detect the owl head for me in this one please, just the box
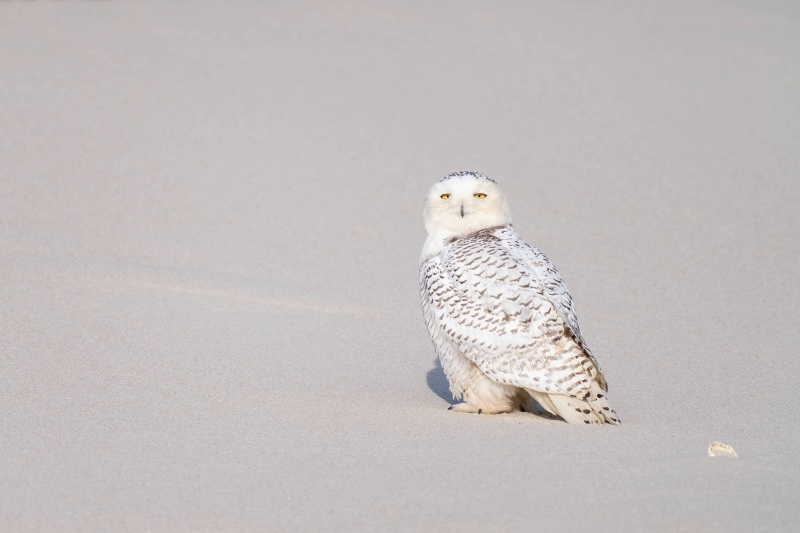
[423,171,512,238]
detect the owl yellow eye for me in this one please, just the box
[440,194,450,199]
[474,193,487,199]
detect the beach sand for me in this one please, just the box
[1,1,799,531]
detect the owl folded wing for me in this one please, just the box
[432,229,607,396]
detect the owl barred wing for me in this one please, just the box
[499,228,606,387]
[432,226,607,398]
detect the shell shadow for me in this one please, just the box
[426,359,457,405]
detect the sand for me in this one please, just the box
[1,1,799,531]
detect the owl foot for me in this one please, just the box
[448,403,507,414]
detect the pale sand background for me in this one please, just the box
[2,1,799,531]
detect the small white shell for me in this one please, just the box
[708,441,738,458]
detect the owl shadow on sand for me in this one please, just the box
[426,359,557,420]
[426,359,457,405]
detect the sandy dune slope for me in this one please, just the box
[1,1,799,531]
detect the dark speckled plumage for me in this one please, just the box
[420,225,619,424]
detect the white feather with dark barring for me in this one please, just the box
[419,171,619,424]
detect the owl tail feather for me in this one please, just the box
[527,386,620,425]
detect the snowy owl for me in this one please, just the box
[419,171,619,424]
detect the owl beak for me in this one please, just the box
[460,204,465,218]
